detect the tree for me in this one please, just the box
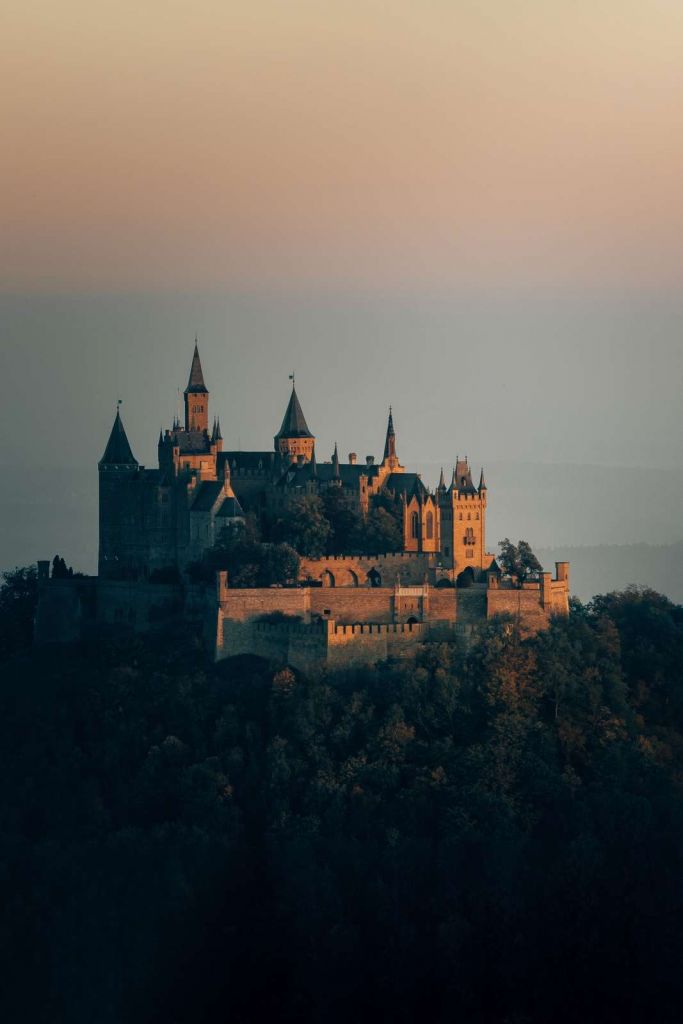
[322,489,363,555]
[205,537,300,588]
[0,565,38,659]
[271,495,331,557]
[362,506,403,554]
[498,538,543,585]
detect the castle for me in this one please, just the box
[36,343,570,669]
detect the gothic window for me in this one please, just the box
[411,511,419,538]
[467,512,471,521]
[459,512,463,521]
[464,527,475,545]
[426,511,434,540]
[476,512,480,520]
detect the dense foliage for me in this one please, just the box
[498,538,544,584]
[1,580,682,1022]
[268,491,404,557]
[193,535,301,588]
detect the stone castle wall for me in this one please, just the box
[36,562,570,669]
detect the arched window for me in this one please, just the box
[426,511,434,540]
[476,512,480,520]
[411,511,419,538]
[467,512,471,521]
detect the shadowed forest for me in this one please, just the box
[1,573,683,1023]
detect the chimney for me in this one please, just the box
[348,452,357,465]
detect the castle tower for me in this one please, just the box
[98,407,139,578]
[274,381,315,462]
[437,458,488,578]
[184,340,209,433]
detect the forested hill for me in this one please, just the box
[1,582,683,1023]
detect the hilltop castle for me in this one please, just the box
[99,342,491,583]
[37,343,570,669]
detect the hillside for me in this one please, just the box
[1,579,682,1023]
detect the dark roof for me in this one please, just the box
[99,410,138,466]
[487,558,501,574]
[453,459,477,495]
[277,459,377,489]
[216,496,244,518]
[174,430,212,455]
[274,385,313,439]
[383,407,396,460]
[220,450,277,474]
[191,481,225,511]
[184,342,208,394]
[384,472,428,499]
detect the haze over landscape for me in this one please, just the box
[2,1,682,599]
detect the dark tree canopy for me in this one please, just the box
[498,537,544,584]
[2,579,682,1023]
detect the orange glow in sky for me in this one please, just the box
[3,0,683,291]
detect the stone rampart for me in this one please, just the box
[300,552,432,587]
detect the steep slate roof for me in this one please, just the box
[184,342,208,394]
[383,407,396,460]
[216,495,244,518]
[274,385,314,439]
[451,459,477,495]
[191,481,225,511]
[173,430,212,455]
[99,410,138,466]
[276,459,379,489]
[384,472,428,499]
[219,451,277,474]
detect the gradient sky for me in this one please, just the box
[3,0,683,291]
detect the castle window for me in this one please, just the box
[459,513,463,521]
[426,511,434,540]
[476,512,479,520]
[411,511,419,539]
[467,512,471,521]
[466,549,474,558]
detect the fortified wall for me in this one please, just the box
[212,563,570,671]
[35,560,570,671]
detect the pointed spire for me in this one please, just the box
[184,340,208,394]
[438,467,446,491]
[383,406,397,461]
[448,467,457,493]
[275,382,313,439]
[215,417,222,441]
[211,417,217,442]
[478,468,487,492]
[99,408,138,467]
[310,443,318,478]
[332,442,340,479]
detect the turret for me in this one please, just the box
[98,407,139,579]
[184,339,209,433]
[274,379,315,462]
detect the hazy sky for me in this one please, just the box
[1,2,682,579]
[3,1,683,291]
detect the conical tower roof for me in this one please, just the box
[332,442,341,479]
[383,406,396,460]
[99,409,138,467]
[184,340,208,394]
[275,384,313,439]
